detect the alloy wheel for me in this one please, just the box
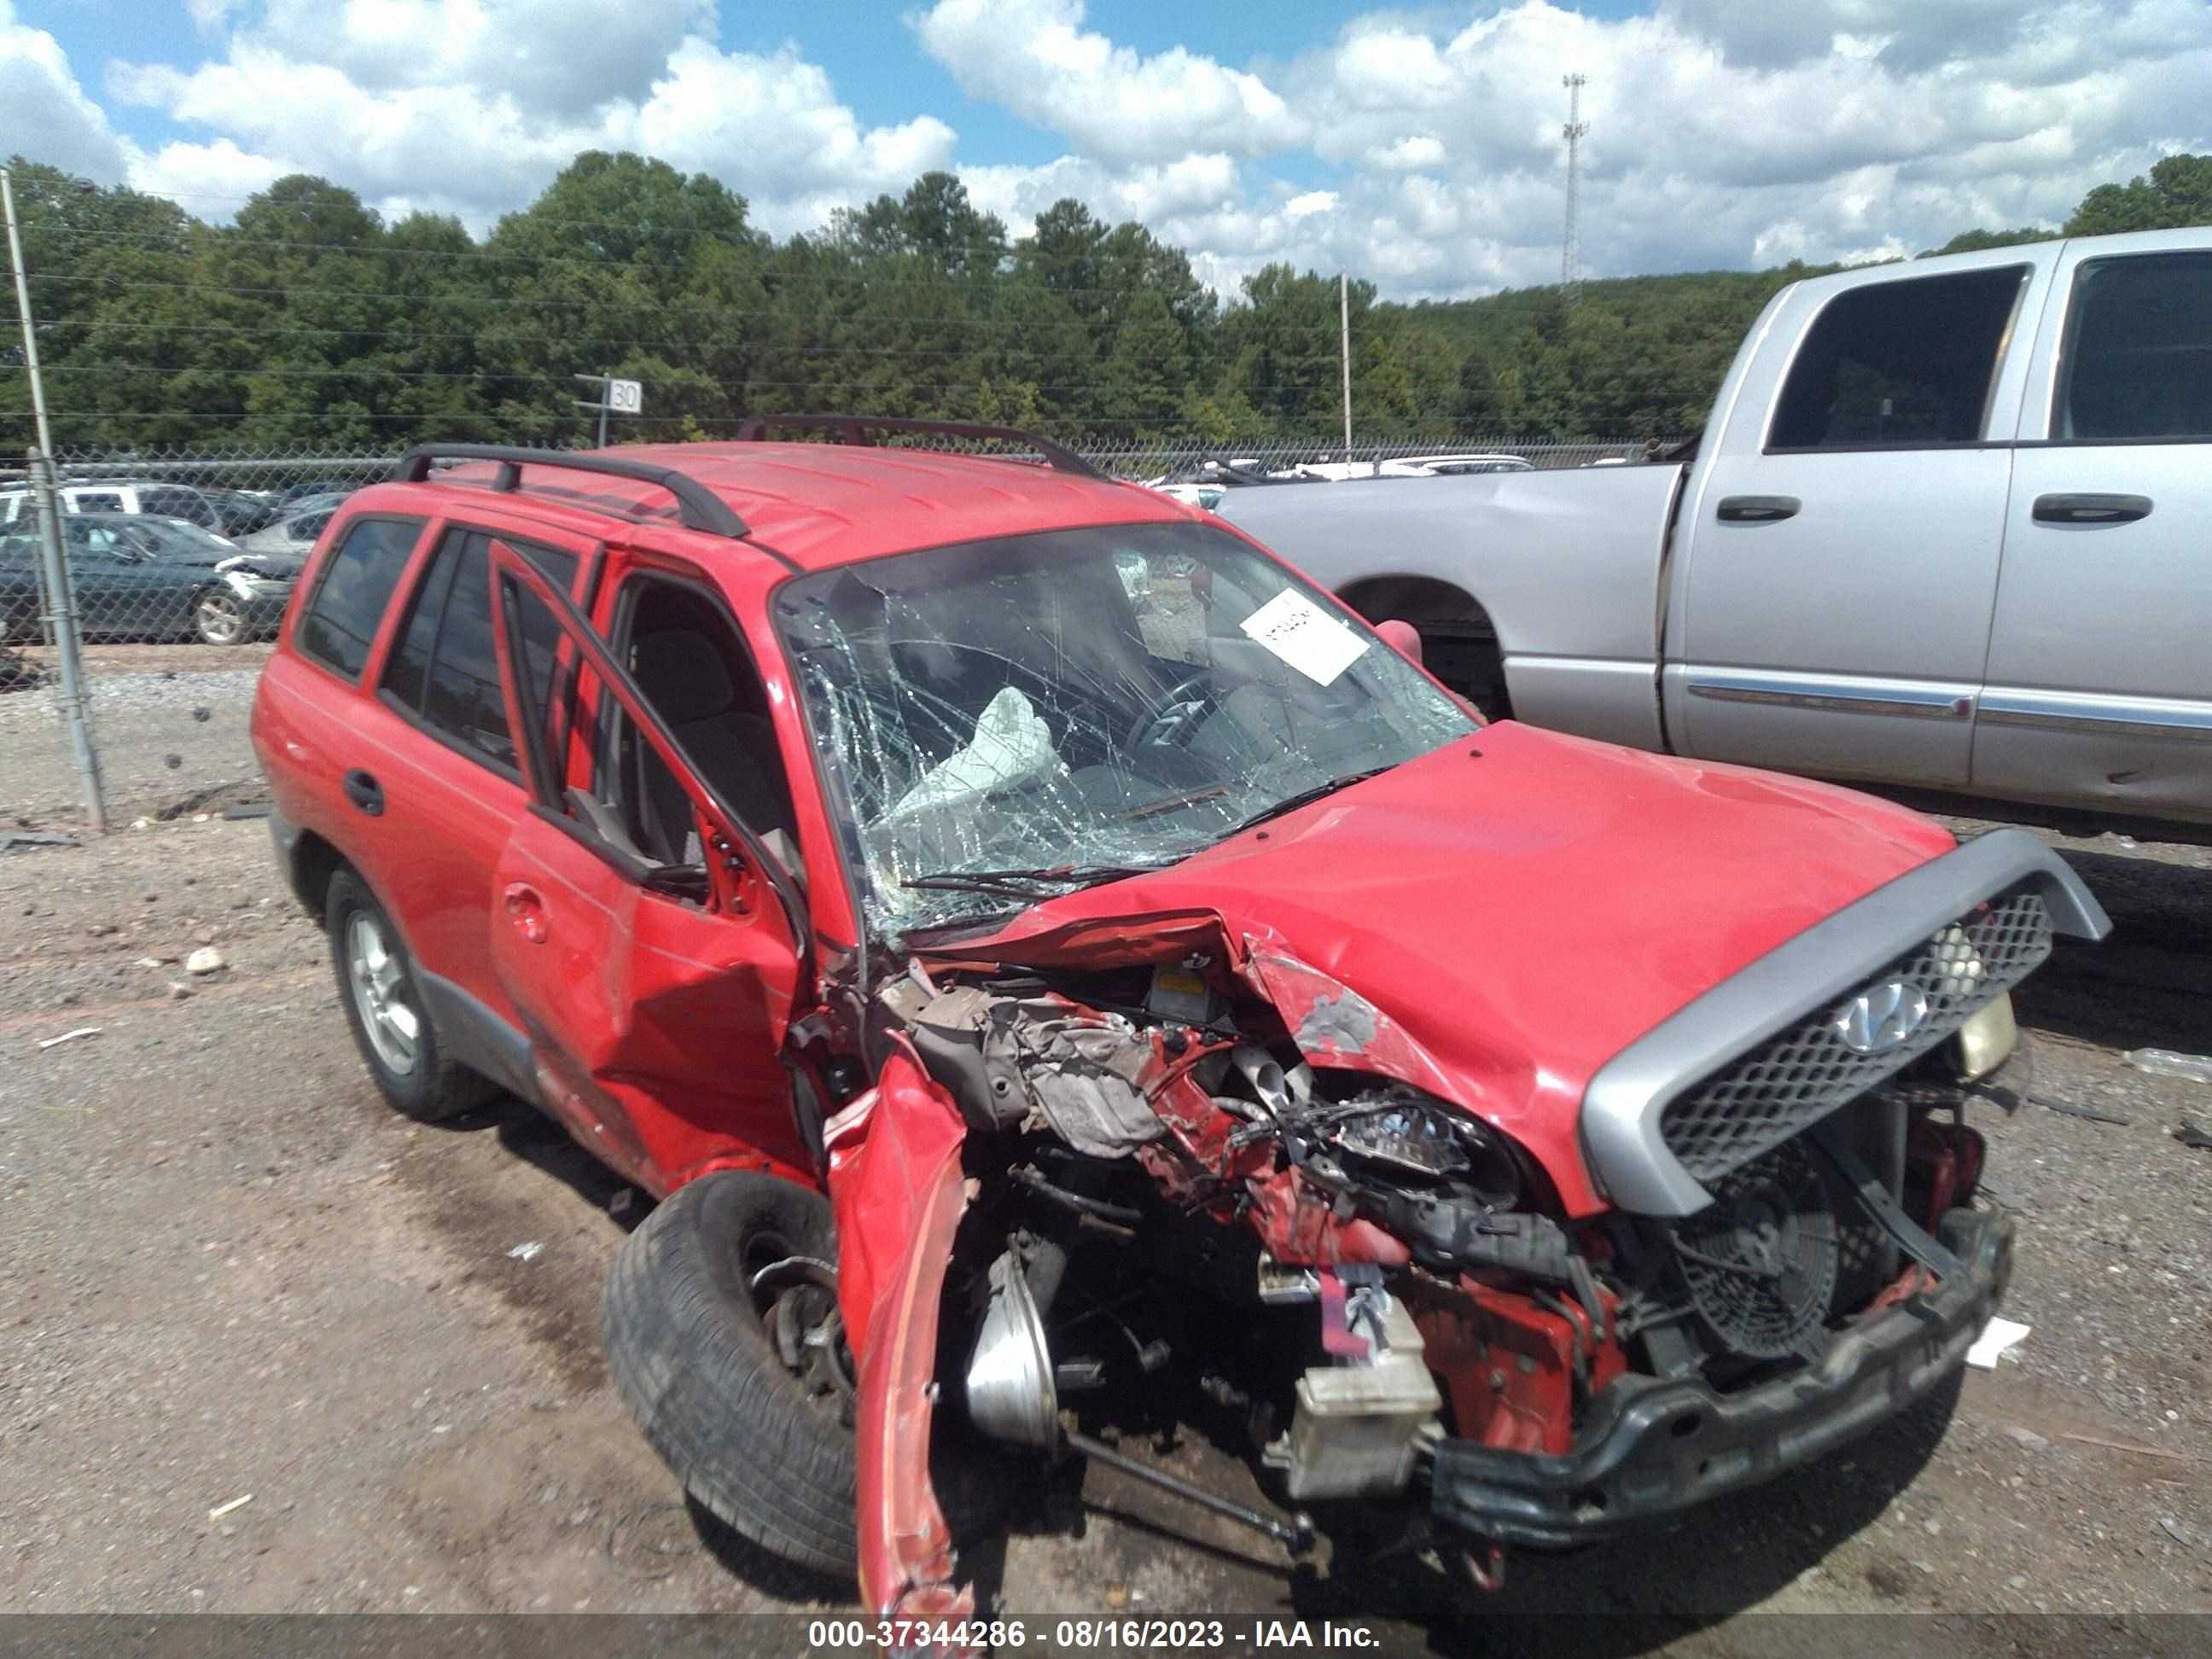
[195,591,246,644]
[346,911,421,1076]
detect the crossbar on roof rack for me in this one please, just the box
[390,444,751,538]
[731,414,1108,482]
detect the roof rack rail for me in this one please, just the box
[731,414,1109,482]
[390,445,750,538]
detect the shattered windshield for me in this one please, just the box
[773,521,1473,940]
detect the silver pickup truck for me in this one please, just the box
[1223,227,2212,837]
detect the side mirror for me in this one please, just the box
[1374,619,1424,666]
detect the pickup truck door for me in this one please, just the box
[1668,257,2053,788]
[1975,238,2212,826]
[480,542,817,1196]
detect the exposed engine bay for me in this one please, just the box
[865,930,2019,1578]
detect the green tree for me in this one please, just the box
[1918,227,2055,257]
[2065,154,2212,236]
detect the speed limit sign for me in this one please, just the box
[606,378,643,415]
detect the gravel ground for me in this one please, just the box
[0,645,269,827]
[0,810,2207,1650]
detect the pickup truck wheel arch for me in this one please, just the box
[1337,575,1509,718]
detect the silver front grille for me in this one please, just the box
[1658,890,2052,1183]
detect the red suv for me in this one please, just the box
[253,423,2103,1619]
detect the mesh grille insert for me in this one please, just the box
[1659,890,2052,1184]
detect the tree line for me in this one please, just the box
[2,148,2207,456]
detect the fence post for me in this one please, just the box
[25,448,107,832]
[4,166,108,832]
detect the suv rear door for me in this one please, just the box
[482,543,816,1195]
[1975,236,2212,825]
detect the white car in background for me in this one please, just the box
[1144,480,1227,510]
[1274,453,1537,481]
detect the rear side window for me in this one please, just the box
[2055,253,2212,440]
[296,517,425,679]
[381,527,576,774]
[69,492,125,514]
[1769,266,2028,449]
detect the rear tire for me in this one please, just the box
[603,1172,860,1579]
[324,869,493,1123]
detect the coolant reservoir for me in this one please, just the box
[1275,1292,1442,1499]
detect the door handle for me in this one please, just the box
[2032,492,2152,525]
[1716,494,1801,523]
[504,882,549,945]
[341,768,384,817]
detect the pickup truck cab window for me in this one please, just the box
[2054,252,2212,440]
[1768,265,2029,450]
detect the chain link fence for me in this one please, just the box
[0,434,1672,830]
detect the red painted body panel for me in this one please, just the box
[486,812,809,1196]
[825,1048,974,1620]
[377,445,1190,570]
[483,542,812,1197]
[935,723,1955,1214]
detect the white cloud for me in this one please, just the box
[960,152,1240,228]
[1373,135,1447,170]
[5,0,2211,307]
[0,0,131,182]
[912,0,1304,163]
[238,0,716,119]
[103,4,955,235]
[1241,0,2212,295]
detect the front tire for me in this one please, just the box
[603,1172,860,1580]
[193,587,247,645]
[324,869,492,1122]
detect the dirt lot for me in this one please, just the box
[1,808,2209,1649]
[0,643,270,827]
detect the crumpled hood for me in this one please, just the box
[215,551,304,580]
[946,722,1955,1214]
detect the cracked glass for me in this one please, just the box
[772,521,1474,940]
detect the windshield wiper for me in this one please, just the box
[901,863,1164,899]
[1217,766,1394,840]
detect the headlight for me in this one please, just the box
[224,571,287,598]
[1954,992,2018,1081]
[1313,1081,1522,1208]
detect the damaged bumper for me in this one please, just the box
[1431,1205,2013,1549]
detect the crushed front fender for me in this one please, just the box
[824,1044,976,1620]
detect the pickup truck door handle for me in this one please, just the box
[1716,494,1801,523]
[341,769,385,817]
[2031,492,2153,525]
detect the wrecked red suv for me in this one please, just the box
[252,422,2105,1615]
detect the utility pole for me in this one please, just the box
[1339,272,1353,461]
[3,166,105,833]
[1561,73,1589,305]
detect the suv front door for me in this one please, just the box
[1975,239,2212,827]
[483,544,816,1195]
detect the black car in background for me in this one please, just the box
[0,515,302,646]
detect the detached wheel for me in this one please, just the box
[193,587,247,645]
[604,1171,859,1579]
[325,869,493,1122]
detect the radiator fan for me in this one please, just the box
[1668,1138,1839,1361]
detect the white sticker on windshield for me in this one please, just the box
[1238,588,1371,686]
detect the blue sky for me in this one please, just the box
[3,0,2206,298]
